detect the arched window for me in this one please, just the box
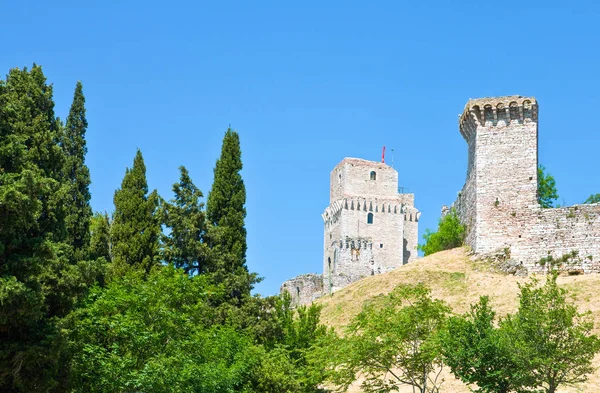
[370,171,376,180]
[367,212,374,224]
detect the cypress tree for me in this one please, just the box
[205,128,257,299]
[0,65,71,391]
[111,149,161,275]
[162,166,208,274]
[61,81,92,259]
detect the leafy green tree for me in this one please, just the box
[111,150,161,276]
[162,166,208,274]
[314,284,450,393]
[419,208,465,256]
[442,296,524,393]
[503,273,600,393]
[64,266,261,393]
[584,193,600,204]
[61,81,92,259]
[89,212,111,262]
[538,164,559,208]
[205,128,258,300]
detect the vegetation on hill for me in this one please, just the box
[316,249,600,393]
[419,208,465,256]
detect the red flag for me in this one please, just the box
[382,146,386,163]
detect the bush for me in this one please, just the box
[419,209,465,256]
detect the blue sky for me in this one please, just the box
[2,1,599,296]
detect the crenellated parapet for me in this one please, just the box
[322,197,406,226]
[459,96,538,142]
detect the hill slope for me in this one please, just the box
[316,247,600,393]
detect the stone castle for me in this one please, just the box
[451,95,600,273]
[281,95,600,306]
[281,158,420,306]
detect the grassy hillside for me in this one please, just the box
[316,247,600,393]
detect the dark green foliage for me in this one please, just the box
[111,150,161,276]
[314,284,450,393]
[419,208,465,256]
[205,128,258,299]
[61,81,92,259]
[538,164,559,208]
[442,297,524,393]
[162,166,208,274]
[584,193,600,204]
[89,212,111,262]
[0,65,102,392]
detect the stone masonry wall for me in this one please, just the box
[323,196,405,293]
[513,204,600,272]
[282,157,420,307]
[398,193,420,264]
[452,95,600,273]
[280,274,323,307]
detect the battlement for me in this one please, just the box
[451,95,600,274]
[460,96,538,141]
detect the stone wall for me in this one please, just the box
[280,274,323,307]
[282,157,420,307]
[401,200,420,264]
[330,158,399,201]
[323,198,405,292]
[513,204,600,272]
[452,95,600,273]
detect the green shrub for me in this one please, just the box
[419,209,465,256]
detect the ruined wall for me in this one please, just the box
[452,95,600,272]
[280,274,323,307]
[400,195,420,264]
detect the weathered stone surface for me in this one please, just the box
[280,274,323,306]
[282,157,420,307]
[451,96,600,273]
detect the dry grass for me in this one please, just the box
[315,247,600,393]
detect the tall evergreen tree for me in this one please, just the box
[162,166,208,274]
[61,81,92,259]
[0,65,71,391]
[111,149,161,275]
[205,128,257,299]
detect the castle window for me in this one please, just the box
[380,243,384,248]
[296,287,300,297]
[367,212,374,224]
[370,171,376,180]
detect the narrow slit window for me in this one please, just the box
[370,171,376,180]
[367,212,374,224]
